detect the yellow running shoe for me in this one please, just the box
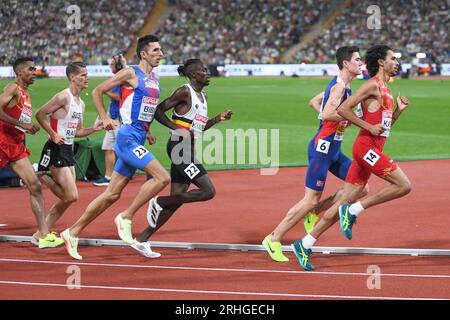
[114,213,134,244]
[38,232,64,249]
[304,212,318,234]
[262,235,289,262]
[60,228,82,260]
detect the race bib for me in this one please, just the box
[132,145,149,159]
[138,96,157,122]
[191,114,208,133]
[184,163,200,179]
[380,110,392,137]
[363,149,380,167]
[64,121,79,144]
[316,138,330,154]
[15,102,32,133]
[40,154,50,168]
[334,120,348,141]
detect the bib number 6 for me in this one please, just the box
[316,139,330,154]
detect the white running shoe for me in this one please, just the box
[147,197,163,228]
[131,239,161,258]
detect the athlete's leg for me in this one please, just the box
[157,174,215,208]
[136,182,189,242]
[120,159,170,220]
[104,150,116,178]
[359,167,411,209]
[269,187,323,242]
[310,182,365,239]
[43,166,78,229]
[69,171,130,237]
[10,157,49,238]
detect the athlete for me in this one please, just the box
[0,57,60,248]
[263,46,368,262]
[292,45,411,271]
[131,59,232,257]
[93,54,127,186]
[60,35,170,260]
[33,62,102,245]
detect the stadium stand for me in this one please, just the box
[0,0,155,65]
[291,0,449,64]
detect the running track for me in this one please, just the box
[0,159,449,300]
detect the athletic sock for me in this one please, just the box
[349,201,364,217]
[302,234,317,249]
[105,175,111,180]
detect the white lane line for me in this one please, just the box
[1,258,450,279]
[0,224,7,227]
[0,280,445,300]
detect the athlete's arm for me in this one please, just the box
[337,80,384,136]
[322,83,346,121]
[309,91,324,113]
[392,92,409,125]
[92,67,134,130]
[204,110,233,130]
[35,91,69,144]
[104,90,120,102]
[75,103,103,137]
[154,86,190,132]
[0,83,34,130]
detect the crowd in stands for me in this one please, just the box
[0,0,448,67]
[0,0,153,66]
[292,0,449,64]
[156,0,330,65]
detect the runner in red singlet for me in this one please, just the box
[0,57,61,248]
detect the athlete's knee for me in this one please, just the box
[201,186,216,201]
[63,192,79,204]
[27,179,43,196]
[104,190,121,204]
[398,178,412,196]
[155,171,171,188]
[359,184,370,198]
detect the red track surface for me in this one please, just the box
[1,159,450,300]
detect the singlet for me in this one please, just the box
[50,88,84,145]
[0,83,32,143]
[313,76,352,149]
[171,83,208,139]
[119,66,160,133]
[355,76,395,150]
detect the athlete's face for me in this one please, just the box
[71,67,89,89]
[17,61,37,85]
[380,50,400,77]
[141,42,164,68]
[192,64,210,86]
[345,52,363,75]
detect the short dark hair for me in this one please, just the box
[336,46,360,70]
[13,57,34,73]
[66,61,87,79]
[136,35,159,59]
[177,59,202,78]
[365,45,393,77]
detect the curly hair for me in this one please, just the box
[365,45,393,77]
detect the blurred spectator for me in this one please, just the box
[0,0,154,65]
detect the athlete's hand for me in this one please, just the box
[147,134,156,145]
[368,123,385,136]
[218,110,233,121]
[21,123,40,135]
[51,133,66,145]
[93,117,103,131]
[102,117,117,131]
[396,93,409,111]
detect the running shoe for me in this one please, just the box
[339,203,356,240]
[115,213,134,244]
[60,229,82,260]
[131,239,161,258]
[38,232,64,249]
[93,176,110,186]
[147,197,162,228]
[262,235,289,262]
[291,240,315,271]
[304,212,318,234]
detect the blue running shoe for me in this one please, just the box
[93,176,110,186]
[339,204,357,240]
[291,240,314,271]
